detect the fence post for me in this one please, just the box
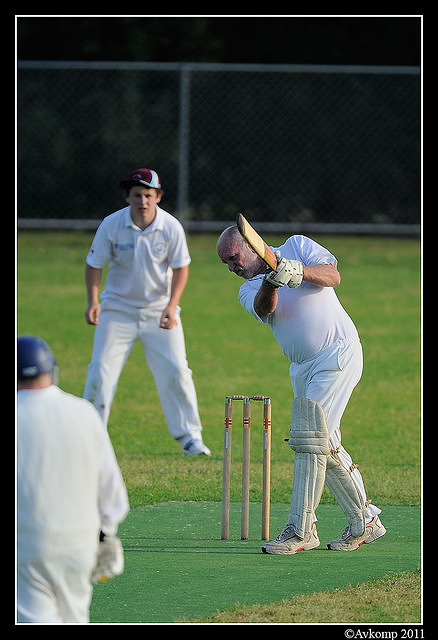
[177,64,191,228]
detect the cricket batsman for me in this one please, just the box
[217,222,386,553]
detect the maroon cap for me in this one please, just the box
[119,168,161,190]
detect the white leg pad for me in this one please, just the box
[289,452,327,538]
[288,397,331,455]
[288,398,330,538]
[325,449,366,536]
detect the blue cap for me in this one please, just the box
[17,336,56,378]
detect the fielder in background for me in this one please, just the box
[83,168,210,456]
[217,226,386,553]
[17,336,129,623]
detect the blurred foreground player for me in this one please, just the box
[17,336,129,623]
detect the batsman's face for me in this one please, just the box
[218,241,263,279]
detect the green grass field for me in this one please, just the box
[16,232,421,624]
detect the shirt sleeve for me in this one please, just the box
[86,218,112,269]
[282,235,338,269]
[238,276,268,324]
[97,429,130,536]
[167,219,191,270]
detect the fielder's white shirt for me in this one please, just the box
[238,235,359,364]
[86,205,191,310]
[17,385,129,563]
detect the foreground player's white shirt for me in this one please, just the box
[86,205,191,310]
[238,235,359,364]
[17,385,129,564]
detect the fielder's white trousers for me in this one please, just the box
[17,553,95,623]
[289,338,380,521]
[83,305,203,446]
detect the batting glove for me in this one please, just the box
[265,257,303,288]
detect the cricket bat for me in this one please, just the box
[236,213,278,271]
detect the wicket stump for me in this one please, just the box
[221,395,272,541]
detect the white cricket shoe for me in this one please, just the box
[327,515,386,551]
[262,522,320,555]
[182,438,211,456]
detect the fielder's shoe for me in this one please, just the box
[327,515,386,551]
[182,439,211,456]
[262,522,320,555]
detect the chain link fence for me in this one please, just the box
[17,61,421,234]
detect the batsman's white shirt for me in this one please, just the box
[86,205,191,310]
[238,235,359,364]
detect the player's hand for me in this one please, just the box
[85,302,100,325]
[91,534,124,583]
[264,257,303,288]
[159,307,178,329]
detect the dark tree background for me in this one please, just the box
[16,15,422,227]
[17,16,421,66]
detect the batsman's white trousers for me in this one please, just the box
[289,338,380,521]
[83,305,203,444]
